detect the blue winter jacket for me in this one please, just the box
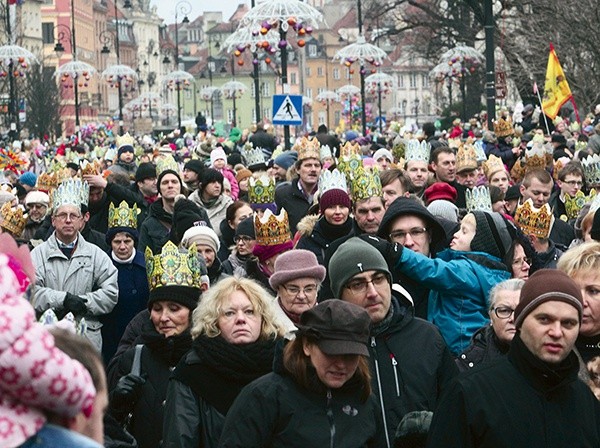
[395,248,510,355]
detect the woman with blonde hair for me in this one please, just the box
[162,276,284,448]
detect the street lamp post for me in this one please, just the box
[173,1,191,130]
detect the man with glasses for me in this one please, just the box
[549,162,585,220]
[428,270,600,447]
[329,237,457,448]
[376,197,449,318]
[31,180,118,352]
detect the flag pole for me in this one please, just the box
[534,81,551,135]
[570,97,581,124]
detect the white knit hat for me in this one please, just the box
[210,148,228,167]
[181,225,220,252]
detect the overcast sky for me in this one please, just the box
[150,0,249,24]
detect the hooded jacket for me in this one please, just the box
[138,199,172,255]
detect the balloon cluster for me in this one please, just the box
[366,81,392,96]
[0,57,30,78]
[60,71,92,89]
[234,17,313,67]
[222,88,244,100]
[106,74,135,89]
[166,78,191,91]
[343,56,381,76]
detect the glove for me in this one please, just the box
[63,293,88,315]
[358,234,403,267]
[110,373,146,413]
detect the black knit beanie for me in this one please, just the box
[200,168,224,193]
[157,169,182,191]
[135,162,157,182]
[470,211,515,259]
[172,197,211,244]
[147,285,201,311]
[235,216,255,239]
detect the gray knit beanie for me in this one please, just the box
[469,211,514,259]
[427,200,459,223]
[328,237,391,298]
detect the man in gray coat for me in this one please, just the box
[31,180,118,351]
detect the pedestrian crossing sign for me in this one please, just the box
[272,94,303,125]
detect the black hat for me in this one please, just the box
[66,162,80,173]
[228,151,243,167]
[184,159,205,176]
[297,300,370,356]
[551,134,567,145]
[135,162,157,182]
[504,184,521,202]
[235,216,255,239]
[200,168,224,192]
[172,197,211,244]
[470,211,515,259]
[118,145,134,157]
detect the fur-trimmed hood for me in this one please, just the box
[295,213,319,238]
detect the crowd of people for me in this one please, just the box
[2,104,600,447]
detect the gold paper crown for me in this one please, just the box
[145,241,203,291]
[514,199,554,238]
[116,132,135,149]
[242,143,267,167]
[447,138,462,149]
[337,153,362,183]
[0,202,27,236]
[155,154,179,178]
[318,169,348,195]
[52,179,89,210]
[552,158,568,182]
[465,186,493,212]
[565,189,596,221]
[293,136,321,161]
[524,142,548,173]
[582,154,600,187]
[36,169,72,192]
[510,159,525,183]
[248,175,276,205]
[339,140,361,158]
[80,159,103,176]
[493,117,514,138]
[456,143,478,173]
[483,154,505,179]
[350,165,382,202]
[108,201,140,229]
[405,139,430,164]
[254,208,291,246]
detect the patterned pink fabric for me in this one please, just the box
[0,236,96,448]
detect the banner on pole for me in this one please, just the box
[541,43,572,120]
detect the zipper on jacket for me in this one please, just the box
[326,389,336,448]
[372,337,391,448]
[390,354,400,397]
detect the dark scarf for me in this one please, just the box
[174,334,278,415]
[508,332,579,393]
[318,216,353,242]
[139,319,192,367]
[576,333,600,364]
[277,297,301,324]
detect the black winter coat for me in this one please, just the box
[370,294,458,448]
[107,321,192,448]
[274,179,312,235]
[427,334,600,448]
[296,216,352,266]
[138,200,172,254]
[455,325,509,372]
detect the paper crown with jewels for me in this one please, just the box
[80,159,103,176]
[155,154,179,178]
[52,179,89,210]
[350,165,382,202]
[319,169,348,195]
[405,139,430,164]
[582,154,600,187]
[447,138,461,149]
[320,144,333,162]
[493,117,514,138]
[337,153,362,182]
[514,199,555,238]
[293,136,321,161]
[116,132,135,149]
[523,142,548,173]
[565,189,596,221]
[108,200,140,229]
[248,175,276,205]
[145,241,204,291]
[339,140,361,158]
[466,186,493,212]
[0,202,27,236]
[242,142,267,167]
[473,140,487,163]
[510,158,525,183]
[254,208,291,246]
[552,157,569,182]
[483,154,506,179]
[456,143,478,173]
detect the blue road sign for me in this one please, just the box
[272,94,303,125]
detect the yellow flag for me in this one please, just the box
[541,44,572,120]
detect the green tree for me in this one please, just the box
[23,64,61,139]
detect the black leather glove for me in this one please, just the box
[110,374,146,412]
[63,293,88,315]
[358,234,403,267]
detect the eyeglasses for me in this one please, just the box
[389,227,428,242]
[562,180,583,187]
[234,235,254,244]
[345,273,389,294]
[492,306,515,319]
[54,212,82,221]
[281,284,319,296]
[512,257,531,266]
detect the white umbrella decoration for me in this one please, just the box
[163,70,194,91]
[101,64,138,89]
[240,0,324,31]
[365,72,395,95]
[0,44,38,77]
[200,86,220,101]
[336,84,361,97]
[333,36,387,68]
[55,60,96,87]
[224,25,280,54]
[316,90,340,102]
[302,95,313,107]
[221,80,247,99]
